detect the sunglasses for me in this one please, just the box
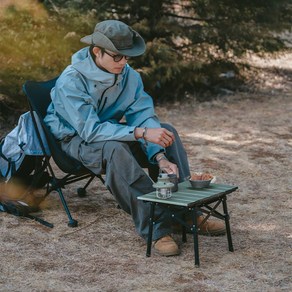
[103,50,131,62]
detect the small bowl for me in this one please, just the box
[189,179,212,189]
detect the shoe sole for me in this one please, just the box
[153,248,181,257]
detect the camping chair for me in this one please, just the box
[22,77,160,228]
[23,77,103,227]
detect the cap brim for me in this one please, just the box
[80,31,146,57]
[80,35,93,44]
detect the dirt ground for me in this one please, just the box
[0,53,291,292]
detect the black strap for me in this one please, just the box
[0,201,53,228]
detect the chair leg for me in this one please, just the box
[77,175,95,197]
[56,188,78,227]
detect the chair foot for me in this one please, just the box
[68,219,78,227]
[77,187,87,197]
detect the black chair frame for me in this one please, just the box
[23,77,104,227]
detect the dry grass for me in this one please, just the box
[0,54,292,291]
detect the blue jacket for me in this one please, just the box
[1,112,50,180]
[44,47,164,161]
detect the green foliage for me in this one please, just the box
[0,0,291,108]
[0,4,97,108]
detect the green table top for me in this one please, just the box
[137,181,238,207]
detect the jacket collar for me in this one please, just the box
[71,47,125,86]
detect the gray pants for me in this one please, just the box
[61,123,190,241]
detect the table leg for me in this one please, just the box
[222,196,234,252]
[182,211,187,243]
[191,208,200,267]
[146,202,155,257]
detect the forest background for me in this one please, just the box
[0,1,291,292]
[0,0,291,116]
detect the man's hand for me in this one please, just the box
[135,127,175,148]
[155,153,179,177]
[158,158,179,177]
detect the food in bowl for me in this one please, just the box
[189,172,214,188]
[190,173,213,181]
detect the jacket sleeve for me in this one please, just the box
[125,75,165,162]
[49,73,136,143]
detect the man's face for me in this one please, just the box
[93,47,129,74]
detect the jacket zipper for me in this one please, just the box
[99,74,118,113]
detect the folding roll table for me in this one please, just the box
[138,181,238,267]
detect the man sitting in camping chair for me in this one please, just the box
[44,20,225,256]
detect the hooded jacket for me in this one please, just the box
[44,47,164,161]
